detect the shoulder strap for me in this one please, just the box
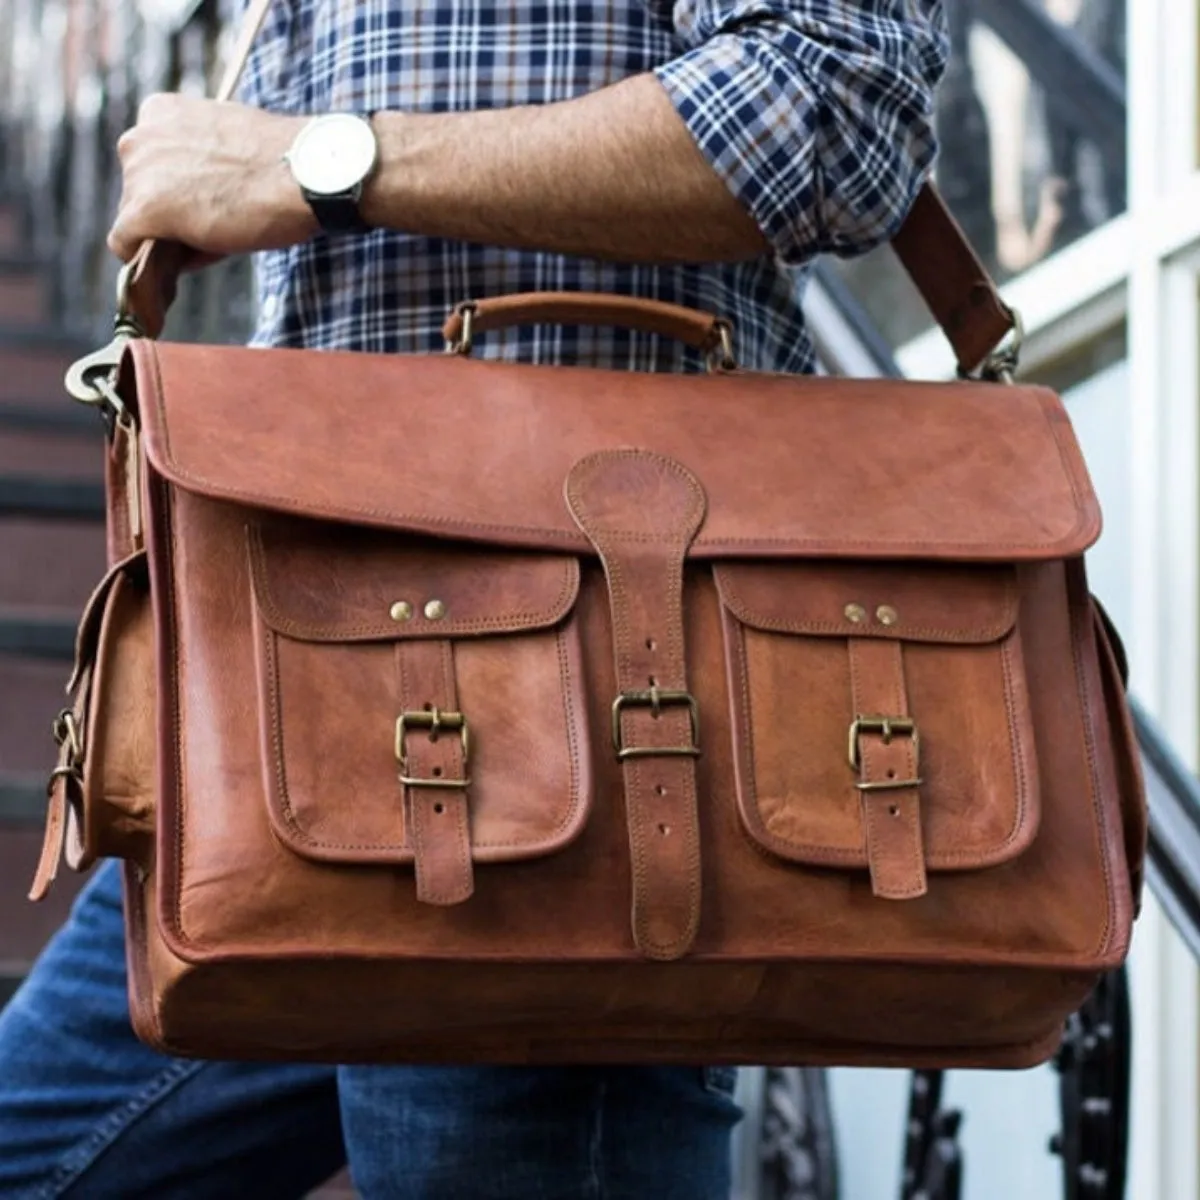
[120,0,1014,376]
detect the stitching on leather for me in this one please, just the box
[441,639,472,903]
[265,627,587,858]
[714,567,1017,643]
[998,637,1031,858]
[555,624,586,854]
[1065,565,1116,958]
[159,479,192,949]
[731,620,1034,871]
[146,350,1094,557]
[247,524,580,639]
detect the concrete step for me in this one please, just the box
[0,653,70,775]
[0,425,105,478]
[0,607,77,660]
[0,518,107,609]
[0,328,94,406]
[0,771,44,822]
[0,258,47,327]
[0,832,86,953]
[0,475,105,519]
[0,207,24,257]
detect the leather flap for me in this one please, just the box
[249,519,580,642]
[129,342,1101,562]
[714,562,1018,643]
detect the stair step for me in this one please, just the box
[0,653,71,773]
[0,830,85,967]
[0,339,92,405]
[0,207,23,257]
[0,402,104,433]
[0,519,107,609]
[0,475,105,519]
[0,773,43,823]
[0,427,104,478]
[0,968,22,1010]
[0,260,46,326]
[0,609,77,660]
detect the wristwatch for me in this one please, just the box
[284,113,379,235]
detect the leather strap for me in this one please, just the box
[30,668,89,901]
[122,0,1013,373]
[442,294,729,356]
[566,451,706,961]
[890,186,1015,376]
[848,638,928,901]
[396,639,474,906]
[105,416,142,566]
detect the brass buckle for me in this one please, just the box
[47,709,84,793]
[445,301,477,356]
[705,318,738,373]
[611,687,701,761]
[395,708,471,789]
[848,715,921,791]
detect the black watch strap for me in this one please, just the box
[304,187,371,235]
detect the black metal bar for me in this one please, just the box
[974,0,1125,154]
[0,612,76,659]
[0,476,104,519]
[0,773,46,823]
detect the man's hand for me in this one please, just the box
[107,94,316,263]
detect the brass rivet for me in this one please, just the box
[389,600,413,622]
[424,599,447,621]
[876,605,899,626]
[844,603,867,624]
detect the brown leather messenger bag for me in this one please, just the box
[30,0,1146,1068]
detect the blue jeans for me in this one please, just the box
[0,862,740,1199]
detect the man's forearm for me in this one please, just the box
[109,77,771,264]
[360,74,770,263]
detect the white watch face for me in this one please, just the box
[287,114,377,196]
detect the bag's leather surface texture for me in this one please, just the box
[38,320,1146,1068]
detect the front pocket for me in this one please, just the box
[248,518,592,898]
[714,562,1040,894]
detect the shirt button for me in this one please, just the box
[260,293,280,321]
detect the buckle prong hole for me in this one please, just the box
[655,784,667,796]
[434,802,445,814]
[645,637,656,651]
[432,766,443,777]
[888,805,899,817]
[658,823,670,836]
[886,769,895,779]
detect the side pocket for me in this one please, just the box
[1090,597,1147,912]
[75,564,156,869]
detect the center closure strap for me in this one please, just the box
[396,639,474,906]
[565,450,706,961]
[848,638,928,900]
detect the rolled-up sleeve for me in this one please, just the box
[654,0,948,263]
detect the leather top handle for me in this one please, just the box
[115,0,1016,378]
[442,294,735,366]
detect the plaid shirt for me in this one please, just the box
[241,0,947,373]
